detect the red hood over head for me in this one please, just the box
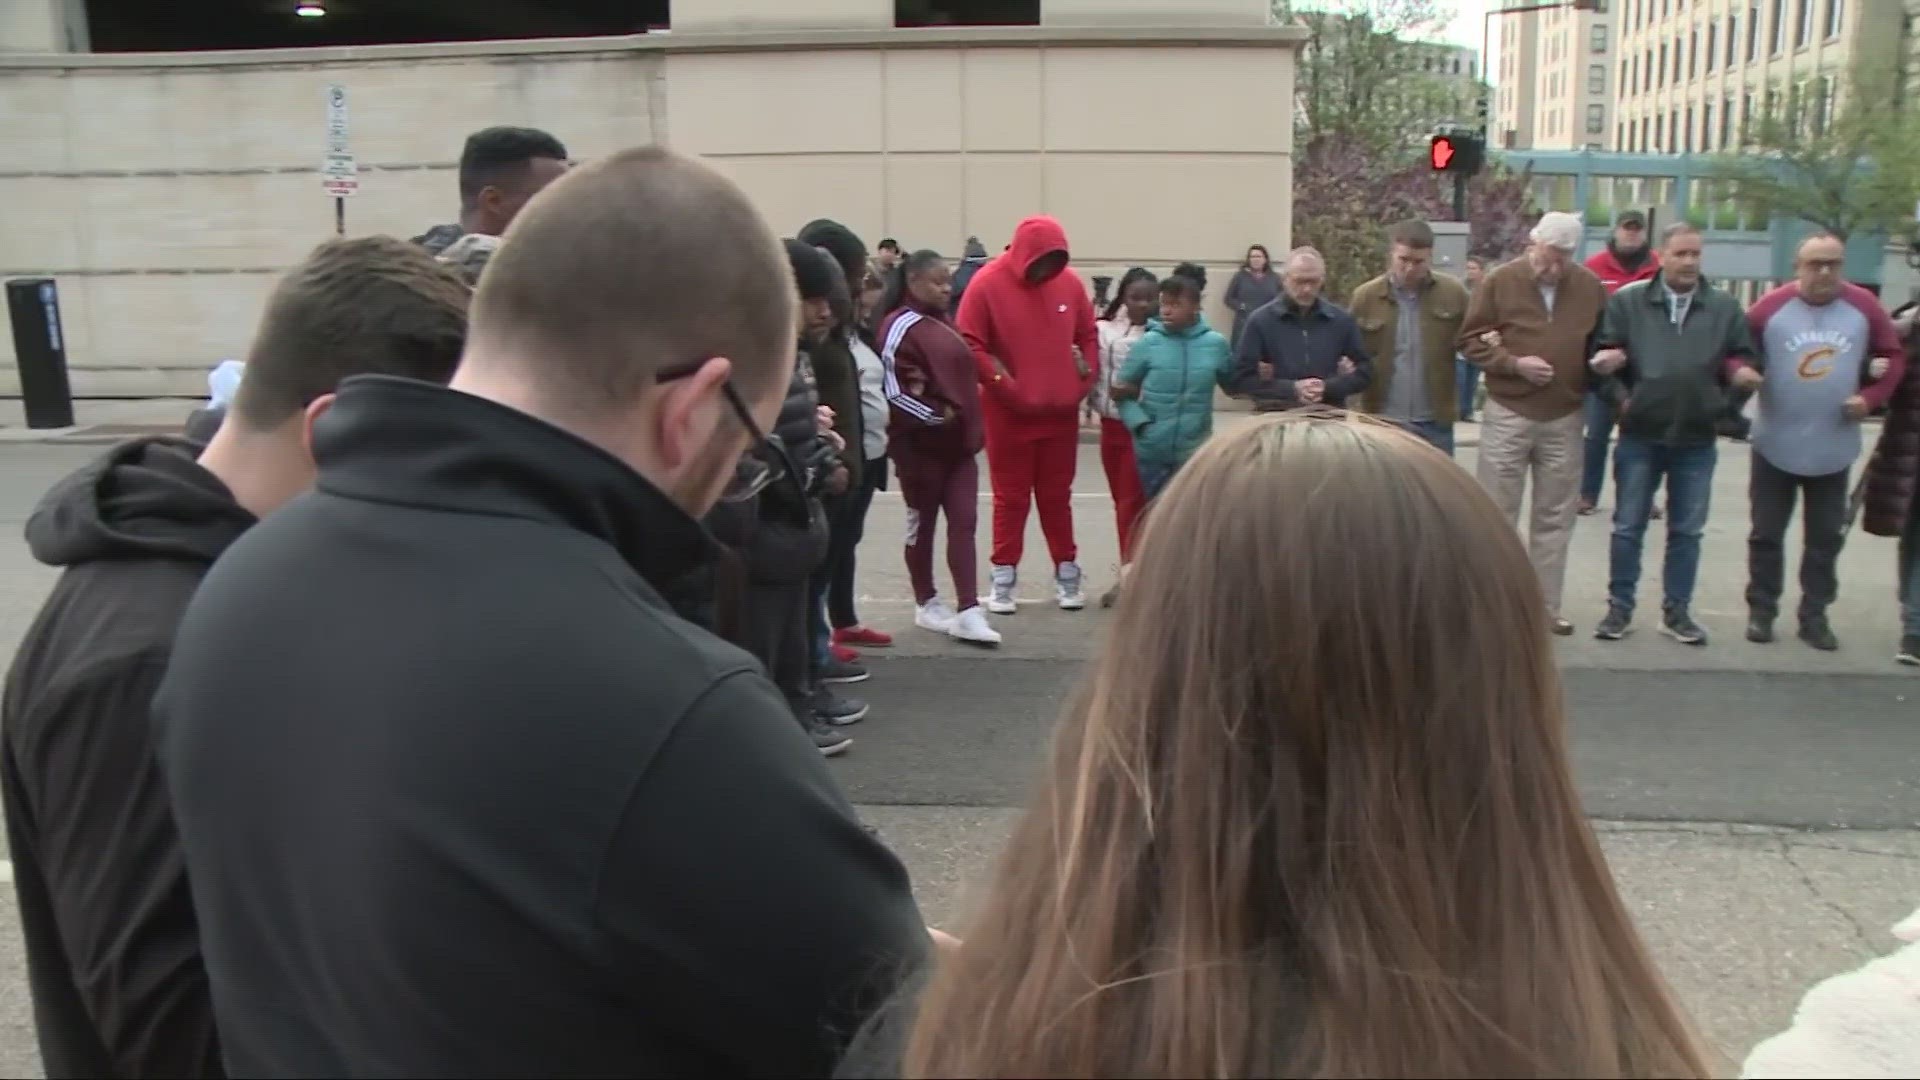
[1006,215,1070,286]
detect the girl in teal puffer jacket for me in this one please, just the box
[1115,274,1237,498]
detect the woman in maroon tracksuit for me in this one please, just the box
[879,250,1001,646]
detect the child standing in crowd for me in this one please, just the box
[827,260,895,653]
[882,250,1000,646]
[1091,268,1157,608]
[1114,274,1236,499]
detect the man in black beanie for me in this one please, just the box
[725,240,867,755]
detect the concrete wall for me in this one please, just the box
[0,25,1301,397]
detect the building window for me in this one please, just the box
[895,0,1039,25]
[1721,94,1735,146]
[1672,36,1683,81]
[1702,102,1714,149]
[1684,105,1694,151]
[1810,74,1833,132]
[1641,115,1652,149]
[1726,15,1738,65]
[1672,108,1682,150]
[1590,62,1607,94]
[1688,30,1698,80]
[1770,0,1785,53]
[1644,48,1655,90]
[1796,0,1813,46]
[1742,89,1754,142]
[1658,41,1668,86]
[1588,103,1607,134]
[1706,24,1717,71]
[1591,23,1608,51]
[1748,3,1761,59]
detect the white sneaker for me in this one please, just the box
[1055,561,1086,610]
[915,598,957,633]
[948,605,1003,646]
[988,565,1018,615]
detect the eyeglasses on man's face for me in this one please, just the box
[655,362,793,504]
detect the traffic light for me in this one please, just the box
[1429,130,1485,174]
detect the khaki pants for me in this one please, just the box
[1476,399,1585,613]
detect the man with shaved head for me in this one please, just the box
[154,147,928,1076]
[1229,245,1373,410]
[1459,211,1608,636]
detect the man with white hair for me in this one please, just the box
[1458,211,1608,635]
[1230,246,1373,410]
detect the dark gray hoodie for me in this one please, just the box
[4,437,254,1079]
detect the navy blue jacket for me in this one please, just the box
[1229,297,1374,407]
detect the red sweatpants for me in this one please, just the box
[894,448,980,611]
[985,416,1079,569]
[1098,417,1145,565]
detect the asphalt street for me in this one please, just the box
[0,422,1915,1075]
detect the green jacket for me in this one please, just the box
[1117,316,1235,465]
[1349,271,1469,424]
[1594,273,1757,448]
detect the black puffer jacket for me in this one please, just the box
[811,328,866,487]
[744,347,832,585]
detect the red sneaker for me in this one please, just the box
[833,625,894,648]
[830,643,862,665]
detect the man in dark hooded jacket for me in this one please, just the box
[1,237,469,1080]
[949,235,990,317]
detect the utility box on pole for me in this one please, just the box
[1430,222,1471,279]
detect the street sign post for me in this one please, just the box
[323,84,356,235]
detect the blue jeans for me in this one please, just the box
[1608,437,1717,614]
[1455,357,1479,421]
[1580,391,1614,502]
[1137,458,1179,501]
[1397,419,1455,457]
[1902,501,1920,637]
[1583,390,1669,506]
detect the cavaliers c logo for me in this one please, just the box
[1797,346,1838,379]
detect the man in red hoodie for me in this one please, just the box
[956,215,1100,614]
[1581,210,1664,517]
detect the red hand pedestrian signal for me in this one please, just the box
[1430,135,1457,171]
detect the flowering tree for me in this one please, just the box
[1292,140,1539,299]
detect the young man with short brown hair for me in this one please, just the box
[3,235,470,1080]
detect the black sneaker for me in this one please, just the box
[813,688,870,727]
[1898,635,1919,666]
[1661,606,1708,646]
[1746,616,1775,643]
[1594,605,1632,640]
[816,655,869,685]
[810,723,853,756]
[1797,617,1839,652]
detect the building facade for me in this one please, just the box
[1611,0,1907,156]
[0,0,1302,396]
[1493,0,1617,150]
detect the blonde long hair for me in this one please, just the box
[902,414,1708,1079]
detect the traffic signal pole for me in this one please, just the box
[1453,172,1469,223]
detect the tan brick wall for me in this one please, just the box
[0,26,1300,397]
